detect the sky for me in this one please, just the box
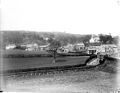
[1,0,120,36]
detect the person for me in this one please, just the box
[97,52,105,64]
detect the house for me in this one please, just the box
[87,46,100,54]
[57,47,69,53]
[57,44,74,53]
[25,43,39,51]
[25,43,50,51]
[26,43,38,48]
[100,44,118,56]
[113,46,120,59]
[74,43,86,52]
[26,47,35,51]
[19,45,27,50]
[87,43,118,56]
[5,44,16,50]
[89,35,100,43]
[86,43,101,54]
[38,44,50,51]
[63,44,75,52]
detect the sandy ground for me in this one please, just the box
[1,70,118,93]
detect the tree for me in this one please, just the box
[49,39,61,63]
[83,35,91,43]
[3,31,24,46]
[112,36,119,45]
[99,34,113,44]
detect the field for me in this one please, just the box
[2,49,90,58]
[1,50,90,72]
[1,50,119,93]
[2,61,118,93]
[2,50,50,55]
[2,56,89,72]
[3,70,116,93]
[2,50,51,58]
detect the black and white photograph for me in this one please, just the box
[0,0,120,93]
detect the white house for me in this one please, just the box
[25,43,39,51]
[57,44,74,53]
[63,44,75,52]
[74,43,86,52]
[57,47,69,53]
[86,43,101,54]
[38,44,50,51]
[100,44,118,56]
[26,43,38,48]
[5,44,16,50]
[89,35,100,43]
[87,43,118,56]
[87,46,100,54]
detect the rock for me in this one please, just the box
[87,58,100,66]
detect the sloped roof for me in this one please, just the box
[75,43,84,46]
[101,44,117,48]
[85,43,101,47]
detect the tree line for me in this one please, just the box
[1,31,119,48]
[1,31,119,63]
[2,31,91,46]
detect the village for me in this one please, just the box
[1,0,120,92]
[2,33,120,93]
[5,34,120,59]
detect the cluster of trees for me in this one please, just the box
[48,39,61,63]
[2,31,92,62]
[1,31,119,63]
[2,31,49,47]
[99,34,119,45]
[2,31,92,47]
[2,31,119,48]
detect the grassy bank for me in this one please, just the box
[1,50,52,58]
[1,50,91,58]
[95,56,119,73]
[2,56,89,73]
[1,50,118,75]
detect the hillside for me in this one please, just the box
[1,31,91,48]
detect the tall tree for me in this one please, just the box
[112,36,119,45]
[83,35,91,43]
[49,39,61,63]
[3,31,23,45]
[99,34,113,44]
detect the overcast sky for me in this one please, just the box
[1,0,120,35]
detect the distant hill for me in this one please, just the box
[1,31,91,48]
